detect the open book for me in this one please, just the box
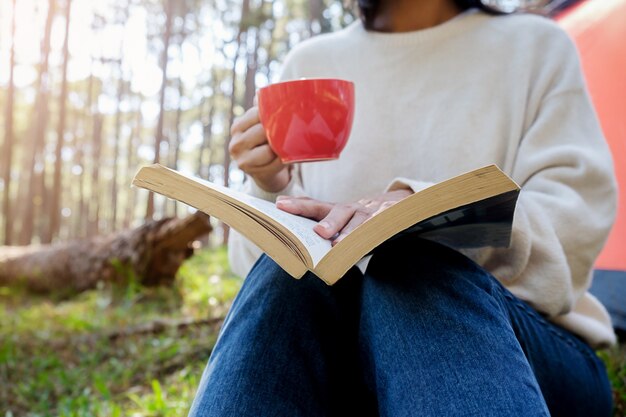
[132,164,519,285]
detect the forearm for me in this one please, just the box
[248,165,306,201]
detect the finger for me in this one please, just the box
[249,155,284,175]
[276,198,333,221]
[231,107,260,135]
[237,144,279,172]
[314,203,359,239]
[332,211,370,246]
[229,124,268,156]
[277,195,311,201]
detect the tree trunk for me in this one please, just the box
[243,26,261,110]
[0,212,212,294]
[221,0,251,245]
[309,0,330,34]
[224,0,251,189]
[73,107,86,238]
[2,0,17,245]
[146,0,174,220]
[197,98,215,180]
[111,65,126,231]
[47,0,73,244]
[18,0,57,245]
[79,60,96,238]
[196,97,216,248]
[110,3,130,232]
[169,78,184,215]
[68,105,81,239]
[124,98,142,229]
[89,114,104,235]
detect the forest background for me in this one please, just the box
[0,0,354,247]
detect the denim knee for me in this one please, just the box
[358,237,551,417]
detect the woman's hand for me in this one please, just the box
[276,189,413,245]
[228,106,290,193]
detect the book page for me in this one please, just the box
[232,196,332,266]
[190,175,332,266]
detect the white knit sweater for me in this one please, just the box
[228,10,618,348]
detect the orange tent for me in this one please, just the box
[557,0,626,272]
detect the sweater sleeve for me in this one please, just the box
[465,36,617,319]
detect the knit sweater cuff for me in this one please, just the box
[248,174,304,202]
[385,177,435,194]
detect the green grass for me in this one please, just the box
[0,246,625,416]
[0,246,241,417]
[600,340,626,417]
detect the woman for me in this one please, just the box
[189,0,617,415]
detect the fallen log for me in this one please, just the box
[0,212,212,293]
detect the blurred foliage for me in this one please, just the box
[599,343,626,417]
[0,246,240,416]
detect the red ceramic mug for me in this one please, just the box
[257,78,355,163]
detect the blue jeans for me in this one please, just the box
[591,269,626,332]
[189,237,612,417]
